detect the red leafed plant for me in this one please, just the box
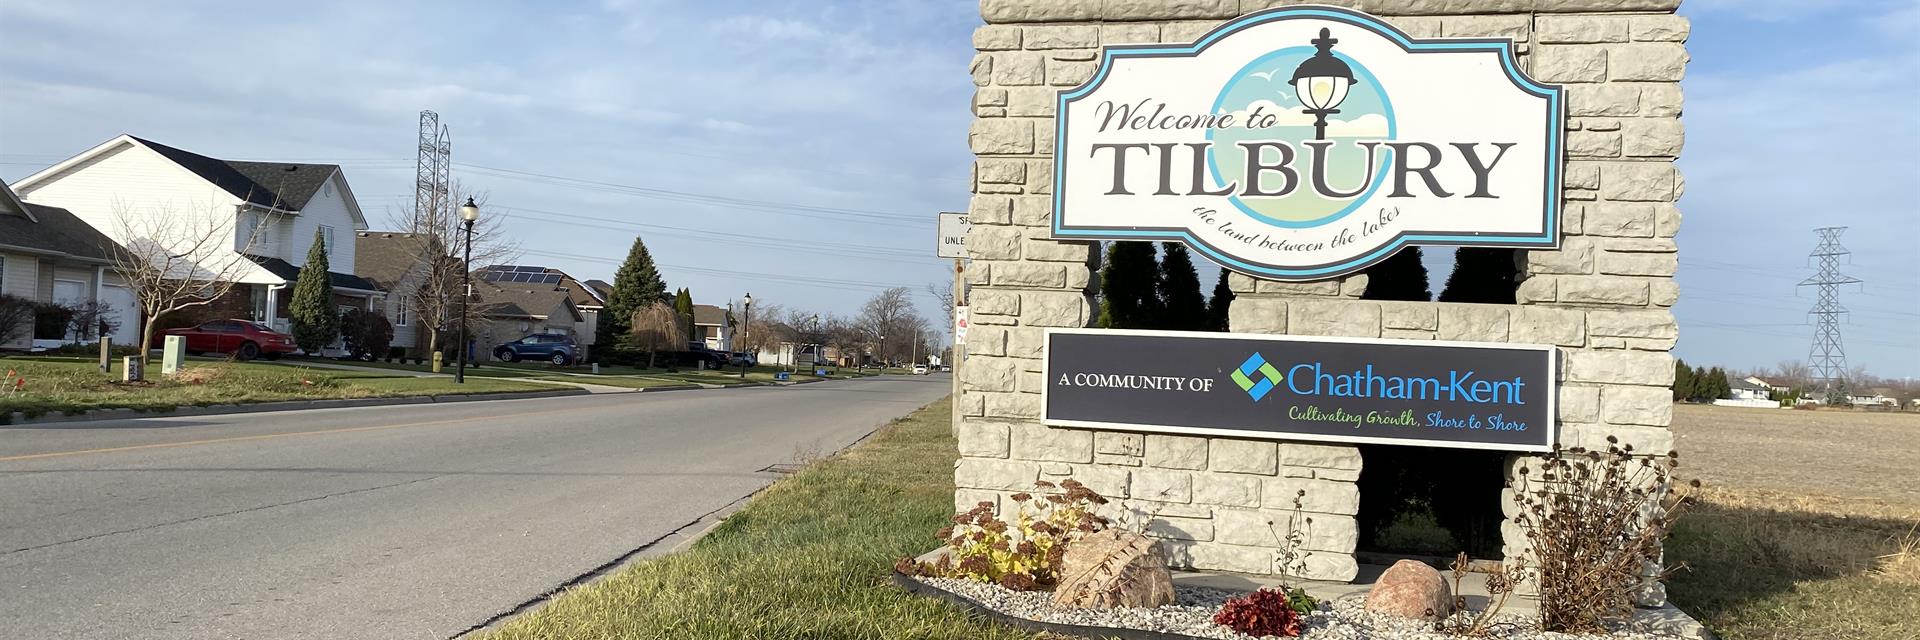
[1212,588,1302,637]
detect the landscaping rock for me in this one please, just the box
[1363,559,1454,621]
[1051,529,1176,610]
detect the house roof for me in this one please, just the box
[476,264,604,309]
[584,279,613,300]
[476,278,582,322]
[692,304,726,326]
[245,255,382,293]
[354,232,436,291]
[129,136,341,211]
[0,201,123,264]
[0,180,29,219]
[1728,377,1769,392]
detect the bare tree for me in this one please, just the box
[110,201,269,368]
[628,302,685,369]
[735,301,787,357]
[1772,360,1810,386]
[388,181,517,358]
[857,286,927,364]
[784,309,828,369]
[821,314,867,369]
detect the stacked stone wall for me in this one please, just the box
[959,0,1685,589]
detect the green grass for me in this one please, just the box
[478,397,1034,640]
[289,358,545,378]
[0,357,558,420]
[1666,488,1920,640]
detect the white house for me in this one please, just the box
[1713,376,1782,409]
[0,181,128,348]
[11,136,381,343]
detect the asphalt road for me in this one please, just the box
[0,375,951,639]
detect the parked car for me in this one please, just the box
[494,334,577,365]
[912,364,930,375]
[938,364,952,373]
[728,352,758,367]
[671,343,731,370]
[159,319,298,361]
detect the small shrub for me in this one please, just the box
[340,308,393,360]
[1439,551,1528,636]
[1212,588,1302,637]
[900,479,1109,591]
[1512,438,1698,633]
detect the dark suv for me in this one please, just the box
[494,334,577,365]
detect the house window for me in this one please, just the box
[318,225,336,258]
[394,296,410,326]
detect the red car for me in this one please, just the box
[159,319,299,361]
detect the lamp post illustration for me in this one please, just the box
[1290,27,1357,140]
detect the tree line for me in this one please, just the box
[595,236,936,368]
[1094,242,1524,329]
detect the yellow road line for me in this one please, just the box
[0,404,608,463]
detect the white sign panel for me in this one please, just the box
[1052,6,1565,281]
[954,306,970,345]
[937,212,971,258]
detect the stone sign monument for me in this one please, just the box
[958,0,1685,595]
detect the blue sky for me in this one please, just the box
[1,1,1914,377]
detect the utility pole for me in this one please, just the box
[1799,227,1862,398]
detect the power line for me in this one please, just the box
[453,162,932,229]
[517,248,929,294]
[494,208,938,266]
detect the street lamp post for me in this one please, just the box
[1290,27,1357,141]
[455,197,479,384]
[739,293,752,379]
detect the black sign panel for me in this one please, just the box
[1043,329,1556,452]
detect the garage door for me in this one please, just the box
[100,284,140,345]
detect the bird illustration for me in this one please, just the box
[1249,69,1278,81]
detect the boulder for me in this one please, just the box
[1363,559,1454,620]
[1051,529,1176,610]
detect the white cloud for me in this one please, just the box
[1219,100,1387,137]
[712,15,826,41]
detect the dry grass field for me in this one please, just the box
[1665,404,1920,640]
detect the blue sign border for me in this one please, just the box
[1050,5,1566,281]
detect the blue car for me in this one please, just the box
[493,334,577,365]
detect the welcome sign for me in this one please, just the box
[1052,6,1565,280]
[1042,329,1556,452]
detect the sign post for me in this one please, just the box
[939,213,971,429]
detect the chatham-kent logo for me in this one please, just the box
[1231,353,1285,401]
[1232,354,1529,405]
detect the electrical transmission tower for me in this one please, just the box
[1798,227,1862,392]
[413,111,452,231]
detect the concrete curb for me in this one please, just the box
[1,388,592,428]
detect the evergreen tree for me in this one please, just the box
[1205,269,1235,332]
[1097,242,1162,329]
[1690,365,1711,401]
[1359,247,1431,301]
[673,288,696,342]
[1157,243,1207,330]
[1673,359,1694,402]
[1436,248,1519,304]
[598,237,670,346]
[288,229,340,354]
[1708,367,1731,400]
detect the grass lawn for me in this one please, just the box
[1666,404,1920,640]
[477,397,1032,640]
[291,358,547,378]
[0,357,558,420]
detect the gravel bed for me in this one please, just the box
[913,576,1687,640]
